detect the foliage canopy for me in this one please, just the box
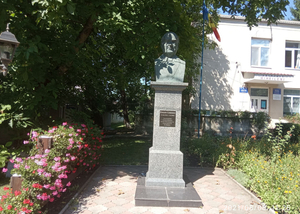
[0,0,288,129]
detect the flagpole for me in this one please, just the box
[198,2,205,138]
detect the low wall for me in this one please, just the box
[135,114,258,137]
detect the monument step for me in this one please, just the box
[135,175,202,207]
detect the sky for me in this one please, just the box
[285,0,294,20]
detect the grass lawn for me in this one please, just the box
[100,136,151,165]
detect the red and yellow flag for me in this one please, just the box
[208,15,221,42]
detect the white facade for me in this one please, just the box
[191,15,300,120]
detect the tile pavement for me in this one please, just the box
[61,166,273,214]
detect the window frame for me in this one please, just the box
[251,38,271,67]
[285,41,300,69]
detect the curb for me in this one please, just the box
[58,166,102,214]
[220,168,275,214]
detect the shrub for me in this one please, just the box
[275,123,300,144]
[0,122,103,213]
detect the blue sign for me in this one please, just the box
[239,87,248,93]
[273,88,281,94]
[273,88,281,100]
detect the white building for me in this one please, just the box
[192,15,300,123]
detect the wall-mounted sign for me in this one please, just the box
[273,88,281,100]
[159,111,176,127]
[254,74,293,82]
[239,87,248,93]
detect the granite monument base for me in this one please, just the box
[135,174,202,207]
[146,149,185,187]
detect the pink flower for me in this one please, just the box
[14,164,20,169]
[9,159,14,163]
[58,173,68,179]
[37,194,42,200]
[37,168,44,174]
[68,138,74,144]
[25,165,30,169]
[62,188,67,192]
[43,184,51,189]
[70,156,76,161]
[66,182,71,187]
[49,197,55,202]
[35,154,42,159]
[81,124,86,127]
[41,193,49,201]
[68,134,73,137]
[64,159,70,163]
[2,168,8,173]
[32,131,38,138]
[52,191,58,196]
[67,145,72,150]
[16,157,23,163]
[48,130,54,133]
[54,157,61,162]
[44,172,52,178]
[69,126,73,129]
[23,140,29,144]
[62,122,67,126]
[50,186,56,190]
[82,133,86,136]
[76,129,81,133]
[45,149,50,154]
[66,153,70,157]
[57,194,61,198]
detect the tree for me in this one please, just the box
[0,0,289,131]
[291,0,300,20]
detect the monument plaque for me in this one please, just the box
[159,110,176,127]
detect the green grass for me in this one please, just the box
[110,122,135,130]
[0,172,10,196]
[110,122,125,130]
[226,168,250,187]
[100,137,151,165]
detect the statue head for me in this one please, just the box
[160,32,179,58]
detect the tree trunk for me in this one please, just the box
[120,89,132,129]
[58,15,96,73]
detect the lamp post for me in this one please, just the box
[0,23,20,76]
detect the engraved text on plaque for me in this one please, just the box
[159,111,176,127]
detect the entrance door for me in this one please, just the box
[251,97,268,113]
[250,88,269,113]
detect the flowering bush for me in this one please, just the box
[0,122,103,213]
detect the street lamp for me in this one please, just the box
[0,23,20,76]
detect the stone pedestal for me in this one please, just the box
[145,81,188,187]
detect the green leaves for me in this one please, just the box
[67,3,75,15]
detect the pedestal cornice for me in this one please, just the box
[150,81,188,92]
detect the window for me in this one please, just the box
[251,39,270,67]
[285,42,300,69]
[283,90,300,115]
[250,88,268,97]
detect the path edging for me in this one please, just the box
[58,166,102,214]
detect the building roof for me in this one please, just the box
[220,14,300,26]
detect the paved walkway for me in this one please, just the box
[61,166,273,214]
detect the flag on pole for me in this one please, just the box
[208,14,221,42]
[203,4,208,21]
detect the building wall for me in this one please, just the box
[192,15,300,120]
